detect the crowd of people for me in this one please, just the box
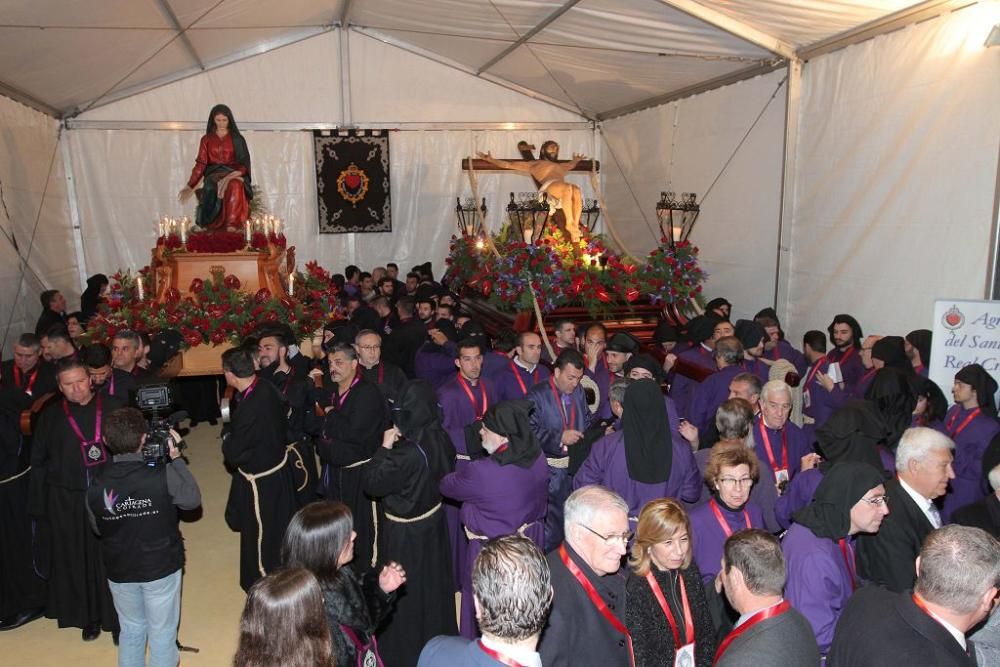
[1,263,999,667]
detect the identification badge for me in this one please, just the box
[803,388,811,409]
[362,649,377,667]
[774,468,789,485]
[82,441,107,467]
[675,642,695,667]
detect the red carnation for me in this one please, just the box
[625,288,640,302]
[164,288,181,304]
[224,274,241,290]
[255,288,272,304]
[183,331,203,347]
[209,330,227,345]
[279,296,295,310]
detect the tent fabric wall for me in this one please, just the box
[599,69,788,321]
[783,6,1000,343]
[0,95,76,351]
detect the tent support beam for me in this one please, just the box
[339,0,354,26]
[773,58,801,316]
[987,139,1000,299]
[63,120,593,131]
[59,129,88,289]
[155,0,205,71]
[476,0,583,74]
[597,61,783,120]
[0,80,61,118]
[339,27,352,124]
[352,27,592,121]
[798,0,975,61]
[652,0,797,60]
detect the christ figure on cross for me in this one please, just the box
[477,141,588,242]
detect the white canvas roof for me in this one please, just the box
[0,0,958,119]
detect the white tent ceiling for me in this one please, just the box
[0,0,969,120]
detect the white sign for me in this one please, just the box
[930,298,1000,404]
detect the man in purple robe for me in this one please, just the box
[735,319,771,384]
[580,324,611,421]
[939,364,1000,522]
[755,308,807,375]
[801,329,849,434]
[494,332,551,402]
[438,338,497,587]
[573,379,700,528]
[527,349,590,552]
[688,336,746,435]
[414,319,458,390]
[905,329,932,378]
[827,314,865,389]
[667,315,724,417]
[782,462,888,655]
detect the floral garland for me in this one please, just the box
[640,238,707,307]
[87,264,342,349]
[156,230,288,255]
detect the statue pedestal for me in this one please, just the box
[152,246,292,298]
[160,330,321,378]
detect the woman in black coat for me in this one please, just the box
[282,501,406,666]
[625,498,718,667]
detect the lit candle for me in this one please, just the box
[275,218,282,235]
[672,227,682,243]
[180,219,188,245]
[245,219,252,243]
[523,227,533,244]
[136,276,144,301]
[288,273,295,296]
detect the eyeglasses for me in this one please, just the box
[859,494,888,506]
[358,345,381,351]
[718,477,754,488]
[578,523,633,546]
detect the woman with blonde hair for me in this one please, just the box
[234,568,333,667]
[625,498,718,667]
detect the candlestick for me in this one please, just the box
[288,273,295,297]
[180,219,188,245]
[245,219,252,244]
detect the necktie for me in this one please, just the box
[927,502,942,529]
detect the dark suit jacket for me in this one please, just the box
[538,544,632,667]
[828,586,976,667]
[952,493,1000,539]
[856,477,934,592]
[716,606,820,667]
[34,309,65,338]
[418,636,533,666]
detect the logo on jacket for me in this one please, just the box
[103,488,118,516]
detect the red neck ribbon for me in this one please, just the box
[559,545,634,666]
[713,600,790,666]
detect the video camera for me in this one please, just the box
[135,383,188,467]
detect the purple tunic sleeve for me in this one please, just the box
[573,432,618,489]
[775,468,822,530]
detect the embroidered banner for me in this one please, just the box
[314,131,391,234]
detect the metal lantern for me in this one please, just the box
[506,192,551,245]
[580,198,601,233]
[455,197,487,237]
[655,191,700,247]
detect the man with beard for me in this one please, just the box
[494,331,551,402]
[354,329,407,408]
[43,325,77,362]
[83,343,137,401]
[826,314,865,388]
[316,342,386,571]
[28,357,124,640]
[477,141,589,242]
[755,309,807,375]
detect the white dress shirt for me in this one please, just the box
[898,477,942,529]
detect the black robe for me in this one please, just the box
[95,367,138,403]
[384,319,427,378]
[28,394,124,630]
[265,366,321,506]
[0,359,58,399]
[317,378,386,572]
[222,379,298,591]
[362,441,457,667]
[360,361,408,411]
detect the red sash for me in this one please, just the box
[336,375,361,409]
[713,600,790,665]
[645,570,694,649]
[559,545,634,666]
[508,360,537,396]
[477,641,528,667]
[757,418,788,473]
[709,499,751,538]
[549,378,576,429]
[838,538,857,591]
[14,365,38,396]
[458,375,488,419]
[834,345,856,365]
[946,407,980,439]
[804,355,828,387]
[242,377,259,399]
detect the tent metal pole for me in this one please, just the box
[652,0,797,60]
[339,27,352,125]
[772,58,801,318]
[476,0,583,74]
[63,120,593,131]
[986,138,1000,299]
[60,128,89,289]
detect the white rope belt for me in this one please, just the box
[342,457,371,469]
[0,466,31,485]
[455,453,472,461]
[286,443,308,492]
[239,450,290,578]
[384,502,442,524]
[465,522,535,542]
[546,456,569,469]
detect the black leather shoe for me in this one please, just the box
[0,607,43,631]
[82,623,101,641]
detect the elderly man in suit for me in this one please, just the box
[857,427,955,592]
[537,485,633,667]
[714,529,819,666]
[418,535,551,666]
[830,525,1000,666]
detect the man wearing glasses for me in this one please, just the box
[354,329,407,408]
[538,485,634,667]
[857,427,955,593]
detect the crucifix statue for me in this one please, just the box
[463,141,599,243]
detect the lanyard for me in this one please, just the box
[645,571,695,650]
[946,407,981,438]
[838,538,856,592]
[14,365,38,395]
[549,378,576,429]
[63,394,106,468]
[279,366,295,396]
[805,355,828,387]
[835,345,856,365]
[378,363,384,385]
[458,375,488,418]
[477,641,528,667]
[242,377,259,400]
[757,418,788,472]
[713,601,790,666]
[509,360,537,396]
[709,499,751,538]
[559,545,634,666]
[336,375,361,409]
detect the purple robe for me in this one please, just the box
[481,350,511,381]
[782,523,857,654]
[766,339,807,375]
[415,341,458,390]
[937,405,1000,522]
[572,430,701,525]
[668,343,716,417]
[493,358,551,403]
[743,357,771,384]
[585,355,616,421]
[688,365,742,435]
[802,357,850,430]
[849,368,877,401]
[827,345,865,390]
[440,452,548,638]
[752,416,812,532]
[775,468,822,530]
[689,498,765,584]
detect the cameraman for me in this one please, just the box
[86,407,201,667]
